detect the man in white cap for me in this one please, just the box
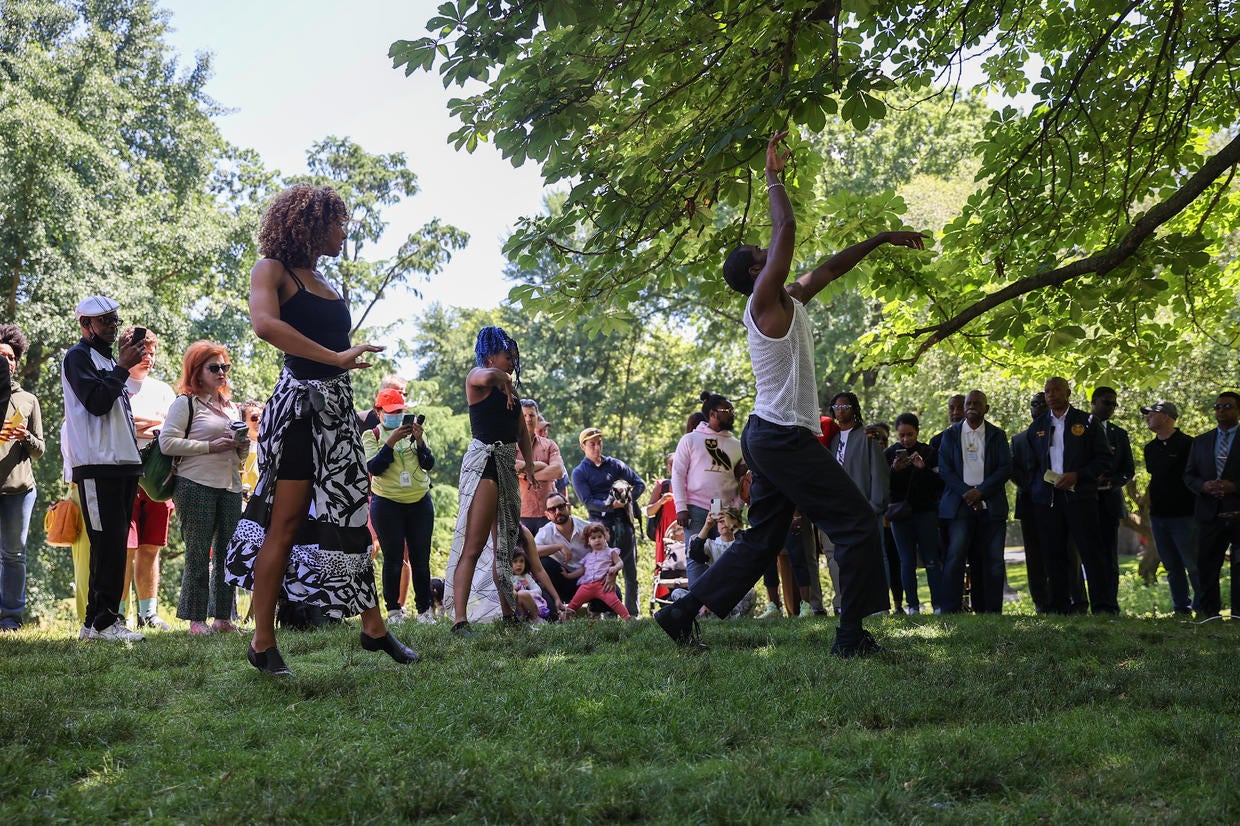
[62,296,146,641]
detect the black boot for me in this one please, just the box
[654,597,707,650]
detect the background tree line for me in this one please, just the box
[3,0,1235,617]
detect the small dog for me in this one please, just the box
[429,577,446,617]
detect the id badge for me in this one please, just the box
[399,471,413,488]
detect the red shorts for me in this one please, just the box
[128,487,174,548]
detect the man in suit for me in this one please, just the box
[1183,391,1240,618]
[1011,392,1050,612]
[1026,376,1116,614]
[938,390,1011,613]
[1090,386,1135,602]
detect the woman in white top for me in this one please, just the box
[159,341,248,635]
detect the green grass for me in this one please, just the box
[3,567,1238,825]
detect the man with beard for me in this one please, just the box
[673,392,744,585]
[61,296,147,641]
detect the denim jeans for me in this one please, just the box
[1149,515,1199,613]
[684,503,715,588]
[0,488,36,629]
[889,510,941,610]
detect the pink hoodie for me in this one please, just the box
[672,422,743,511]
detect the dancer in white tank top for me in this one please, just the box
[654,130,927,656]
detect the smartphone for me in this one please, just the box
[415,414,426,425]
[710,497,724,515]
[131,326,146,345]
[894,448,909,458]
[402,413,417,426]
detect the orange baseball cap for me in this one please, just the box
[375,388,407,413]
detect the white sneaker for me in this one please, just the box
[96,622,145,642]
[137,613,173,631]
[907,605,921,615]
[79,624,99,640]
[416,609,437,625]
[387,609,407,625]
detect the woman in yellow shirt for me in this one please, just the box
[362,388,436,624]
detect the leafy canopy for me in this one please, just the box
[393,0,1240,382]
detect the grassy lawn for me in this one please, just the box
[3,563,1236,824]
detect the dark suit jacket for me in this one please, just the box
[1026,406,1113,508]
[938,421,1011,520]
[1183,428,1240,522]
[1010,427,1039,520]
[1096,420,1135,520]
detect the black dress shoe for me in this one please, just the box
[654,602,708,650]
[247,644,293,677]
[360,631,420,664]
[830,628,884,659]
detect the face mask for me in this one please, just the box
[382,413,403,430]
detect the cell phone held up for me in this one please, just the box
[402,413,426,427]
[130,326,146,346]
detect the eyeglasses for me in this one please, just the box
[94,315,122,327]
[831,403,852,410]
[207,364,231,374]
[714,405,733,413]
[546,503,570,512]
[1216,402,1236,411]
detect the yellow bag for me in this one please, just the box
[44,498,81,547]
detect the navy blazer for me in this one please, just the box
[1025,406,1113,507]
[938,420,1011,520]
[1183,428,1240,522]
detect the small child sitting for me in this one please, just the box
[689,508,756,618]
[512,550,551,623]
[563,522,632,620]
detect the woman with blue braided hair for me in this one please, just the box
[443,325,539,636]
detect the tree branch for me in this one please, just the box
[891,130,1240,365]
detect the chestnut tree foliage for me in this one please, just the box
[392,0,1240,382]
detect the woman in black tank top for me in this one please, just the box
[443,326,540,636]
[238,184,416,675]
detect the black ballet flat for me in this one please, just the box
[247,644,293,677]
[360,631,420,664]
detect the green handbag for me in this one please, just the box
[139,395,193,502]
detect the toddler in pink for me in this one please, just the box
[564,522,631,619]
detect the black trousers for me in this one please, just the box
[1196,517,1240,617]
[690,416,887,625]
[598,514,638,617]
[80,475,140,631]
[1036,491,1117,614]
[1018,512,1051,612]
[370,494,434,613]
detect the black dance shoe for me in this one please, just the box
[654,601,708,651]
[247,644,293,677]
[829,628,885,659]
[360,631,420,664]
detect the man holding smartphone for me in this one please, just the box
[62,296,147,642]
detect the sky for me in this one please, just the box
[157,0,548,323]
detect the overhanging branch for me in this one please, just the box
[890,129,1240,365]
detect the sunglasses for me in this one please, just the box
[94,315,122,327]
[546,503,570,512]
[831,403,853,410]
[207,363,231,374]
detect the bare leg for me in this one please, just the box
[399,555,411,608]
[135,544,160,600]
[250,479,312,653]
[121,547,137,617]
[453,479,499,625]
[359,605,386,638]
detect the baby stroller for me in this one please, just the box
[650,522,689,613]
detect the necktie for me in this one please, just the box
[1217,429,1233,478]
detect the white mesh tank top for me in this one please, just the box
[744,294,820,432]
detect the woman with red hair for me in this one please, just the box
[159,341,249,635]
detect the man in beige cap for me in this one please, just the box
[62,295,147,641]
